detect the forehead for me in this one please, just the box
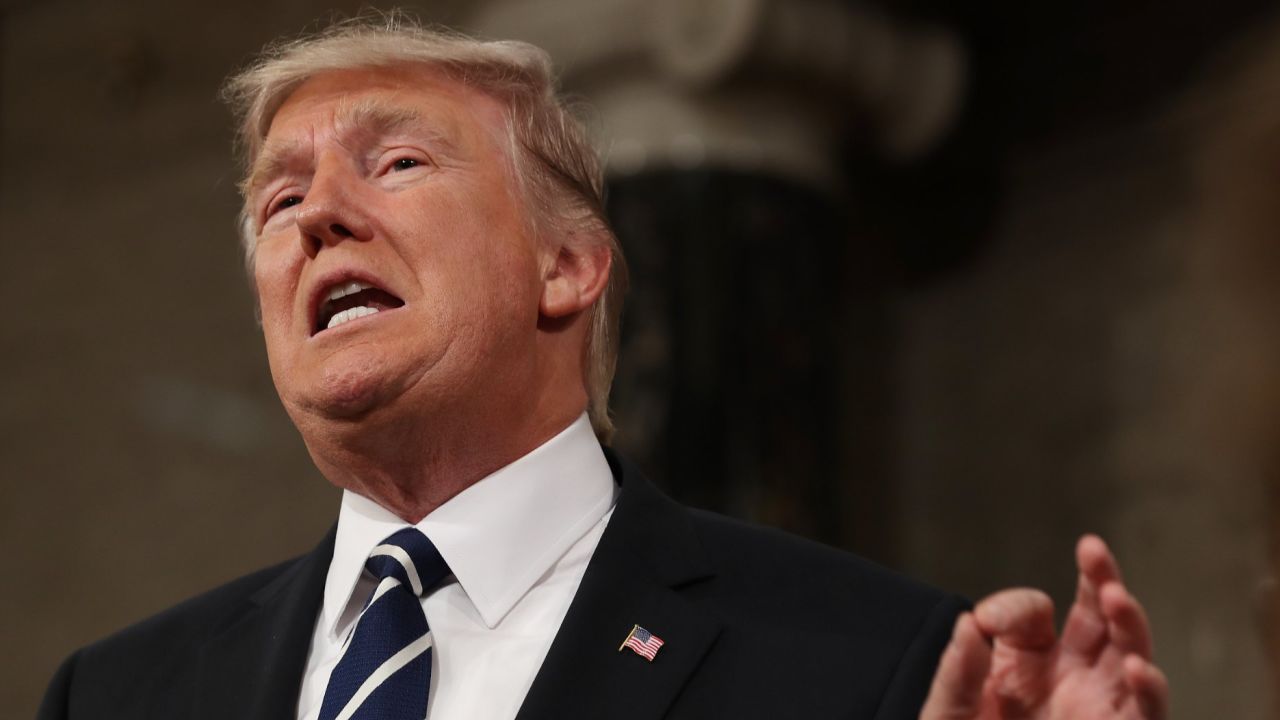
[259,65,512,165]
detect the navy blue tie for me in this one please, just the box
[319,528,450,720]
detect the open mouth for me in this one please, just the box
[313,280,405,335]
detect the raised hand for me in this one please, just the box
[919,535,1168,720]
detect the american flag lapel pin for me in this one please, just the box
[618,624,665,662]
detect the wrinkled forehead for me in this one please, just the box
[246,66,518,190]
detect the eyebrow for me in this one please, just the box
[245,99,456,198]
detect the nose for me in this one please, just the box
[294,156,373,258]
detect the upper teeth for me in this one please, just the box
[326,281,371,302]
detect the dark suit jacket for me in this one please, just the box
[39,453,967,719]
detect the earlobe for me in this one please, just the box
[539,242,612,319]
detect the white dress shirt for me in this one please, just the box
[295,414,619,720]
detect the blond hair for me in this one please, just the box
[222,12,627,443]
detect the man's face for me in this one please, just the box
[249,66,547,428]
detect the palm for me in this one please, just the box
[978,645,1139,719]
[920,536,1167,720]
[1040,663,1145,720]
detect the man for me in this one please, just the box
[38,17,1167,720]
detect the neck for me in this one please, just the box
[299,395,585,523]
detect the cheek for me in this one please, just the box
[456,242,540,325]
[253,247,301,339]
[403,201,539,304]
[254,279,290,330]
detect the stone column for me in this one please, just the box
[466,0,964,553]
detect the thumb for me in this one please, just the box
[919,613,993,720]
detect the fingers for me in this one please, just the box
[927,536,1161,720]
[1124,653,1169,720]
[1100,581,1153,659]
[919,613,993,720]
[1060,534,1121,660]
[973,588,1057,651]
[1077,534,1123,587]
[970,589,1057,716]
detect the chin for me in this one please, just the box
[298,361,400,420]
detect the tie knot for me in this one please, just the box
[365,528,450,597]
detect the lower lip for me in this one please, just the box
[309,305,403,340]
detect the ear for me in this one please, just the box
[540,240,612,319]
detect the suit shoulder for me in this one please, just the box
[675,508,967,717]
[76,554,301,668]
[42,532,332,719]
[686,507,964,630]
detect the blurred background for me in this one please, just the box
[4,0,1280,717]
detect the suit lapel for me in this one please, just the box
[194,527,335,720]
[516,454,723,720]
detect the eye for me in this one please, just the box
[268,195,303,217]
[376,149,430,177]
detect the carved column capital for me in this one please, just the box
[468,0,966,190]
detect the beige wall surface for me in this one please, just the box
[4,1,1279,719]
[0,1,440,714]
[895,119,1277,719]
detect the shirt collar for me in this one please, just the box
[320,413,617,635]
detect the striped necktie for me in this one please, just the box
[319,528,450,720]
